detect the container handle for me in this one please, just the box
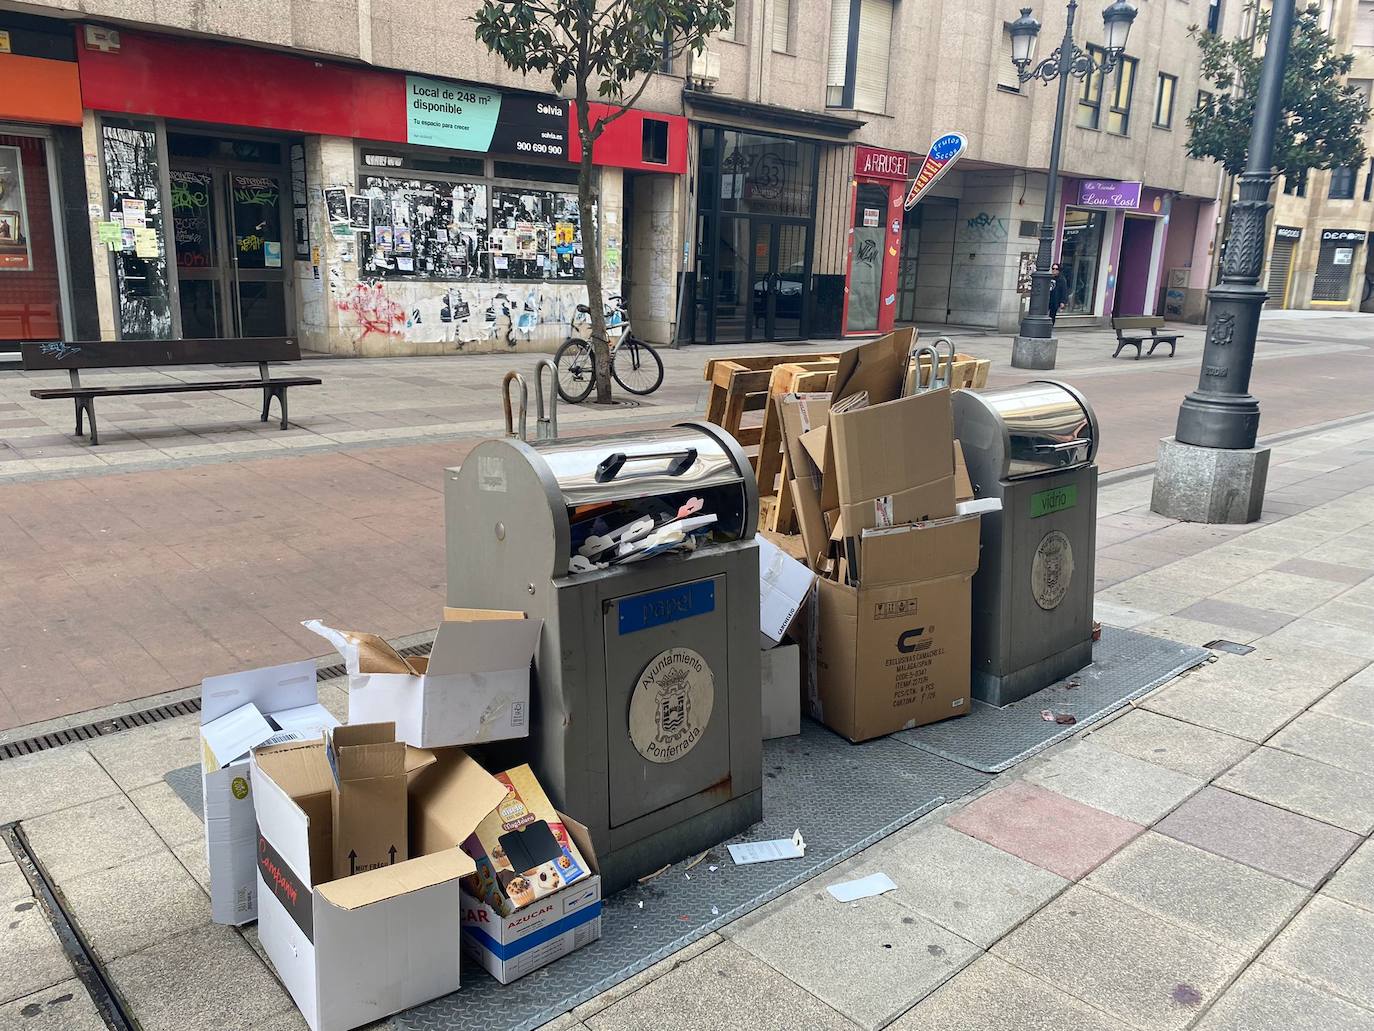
[502,371,528,441]
[1033,438,1091,452]
[595,447,698,483]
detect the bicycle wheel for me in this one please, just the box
[554,338,596,403]
[611,336,665,395]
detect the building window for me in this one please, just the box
[1365,157,1374,201]
[772,0,792,52]
[642,119,670,165]
[1077,46,1135,133]
[1105,54,1137,134]
[1154,73,1177,128]
[1196,89,1212,110]
[1076,52,1104,128]
[1329,166,1357,200]
[997,26,1023,93]
[1206,0,1223,33]
[1359,0,1374,47]
[1313,236,1359,302]
[1283,169,1308,197]
[825,0,892,110]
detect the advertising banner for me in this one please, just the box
[406,76,567,159]
[1076,180,1143,208]
[903,132,968,210]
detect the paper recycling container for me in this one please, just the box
[953,381,1099,705]
[444,421,763,893]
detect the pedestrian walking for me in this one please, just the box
[1048,263,1068,324]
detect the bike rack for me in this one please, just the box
[534,358,558,441]
[502,370,529,441]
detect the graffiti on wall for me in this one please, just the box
[963,212,1010,242]
[336,281,408,338]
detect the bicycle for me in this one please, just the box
[554,295,665,403]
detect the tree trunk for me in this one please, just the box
[575,85,613,404]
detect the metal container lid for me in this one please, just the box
[954,380,1098,481]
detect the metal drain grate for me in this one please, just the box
[0,699,203,762]
[316,642,431,682]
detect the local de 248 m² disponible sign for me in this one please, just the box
[405,75,567,157]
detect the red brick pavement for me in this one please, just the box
[1,344,1370,731]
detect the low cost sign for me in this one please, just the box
[405,75,567,158]
[903,132,967,210]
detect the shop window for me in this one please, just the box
[167,133,282,165]
[1313,239,1358,301]
[0,134,63,341]
[846,182,888,333]
[772,0,792,52]
[717,130,817,218]
[1329,166,1357,200]
[1154,73,1177,129]
[1059,207,1107,315]
[493,161,579,186]
[101,119,172,339]
[642,119,670,165]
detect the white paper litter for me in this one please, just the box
[727,829,806,865]
[826,872,898,903]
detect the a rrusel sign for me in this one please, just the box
[855,145,910,181]
[903,132,968,210]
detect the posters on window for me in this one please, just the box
[348,195,372,231]
[0,145,33,272]
[324,188,349,224]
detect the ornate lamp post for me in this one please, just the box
[1007,0,1137,370]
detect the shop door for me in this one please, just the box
[0,134,64,341]
[750,221,807,341]
[896,210,920,322]
[170,166,290,338]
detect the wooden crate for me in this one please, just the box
[757,364,835,534]
[702,353,838,448]
[908,353,992,391]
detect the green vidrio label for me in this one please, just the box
[1030,484,1077,518]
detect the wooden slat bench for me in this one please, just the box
[1111,316,1182,359]
[20,337,322,445]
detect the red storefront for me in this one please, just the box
[842,145,909,336]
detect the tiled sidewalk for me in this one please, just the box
[1,417,1372,1031]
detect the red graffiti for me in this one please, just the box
[338,281,406,338]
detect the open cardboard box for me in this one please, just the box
[252,737,506,1031]
[200,659,339,925]
[305,608,543,749]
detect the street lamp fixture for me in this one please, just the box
[1006,0,1137,369]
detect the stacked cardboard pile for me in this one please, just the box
[773,328,986,743]
[200,607,603,1031]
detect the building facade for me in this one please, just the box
[1,0,1237,355]
[1262,0,1374,313]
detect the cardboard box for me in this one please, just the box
[461,764,592,917]
[306,609,543,748]
[761,643,802,739]
[253,739,502,1031]
[758,534,816,647]
[200,660,339,925]
[778,393,831,571]
[326,723,423,880]
[812,515,981,742]
[460,814,602,983]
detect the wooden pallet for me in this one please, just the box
[702,353,838,449]
[907,353,992,391]
[758,364,835,533]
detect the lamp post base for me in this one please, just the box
[1150,436,1270,524]
[1012,334,1058,370]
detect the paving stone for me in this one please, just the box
[1140,679,1306,743]
[583,940,859,1031]
[1311,665,1374,727]
[845,824,1067,948]
[944,781,1143,881]
[0,895,74,1006]
[62,848,211,962]
[0,748,120,824]
[1274,557,1373,585]
[1155,786,1358,888]
[890,953,1134,1031]
[1259,618,1374,661]
[990,885,1246,1031]
[1085,832,1309,954]
[570,934,722,1021]
[1324,838,1374,915]
[1173,599,1295,635]
[1306,596,1374,632]
[1270,711,1374,777]
[129,780,203,848]
[1185,643,1368,697]
[1214,571,1349,616]
[20,795,163,882]
[1218,746,1374,834]
[1262,896,1374,1009]
[1094,599,1165,630]
[1022,741,1204,825]
[1195,964,1374,1031]
[171,838,211,896]
[87,719,201,791]
[724,888,979,1030]
[1133,615,1263,648]
[0,979,107,1031]
[0,863,30,906]
[105,923,294,1031]
[1087,709,1254,780]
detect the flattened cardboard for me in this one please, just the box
[779,395,832,571]
[460,815,602,984]
[953,440,973,503]
[758,535,816,646]
[253,738,495,1031]
[830,328,913,408]
[200,659,324,926]
[838,475,956,540]
[829,388,955,512]
[409,746,512,857]
[812,516,981,742]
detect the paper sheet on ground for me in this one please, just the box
[827,872,898,903]
[727,829,805,865]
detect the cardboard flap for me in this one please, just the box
[316,849,475,910]
[953,440,973,503]
[830,328,913,407]
[201,702,275,771]
[303,620,411,675]
[442,607,528,622]
[254,740,335,801]
[201,659,317,726]
[830,389,954,509]
[428,617,543,676]
[410,747,510,855]
[329,724,406,781]
[558,813,600,875]
[859,514,981,586]
[799,425,828,471]
[404,745,438,778]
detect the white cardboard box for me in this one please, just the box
[758,536,816,648]
[761,643,801,740]
[460,815,602,983]
[253,739,501,1031]
[305,610,543,749]
[200,660,337,925]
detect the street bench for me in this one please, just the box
[1111,316,1181,359]
[20,338,322,445]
